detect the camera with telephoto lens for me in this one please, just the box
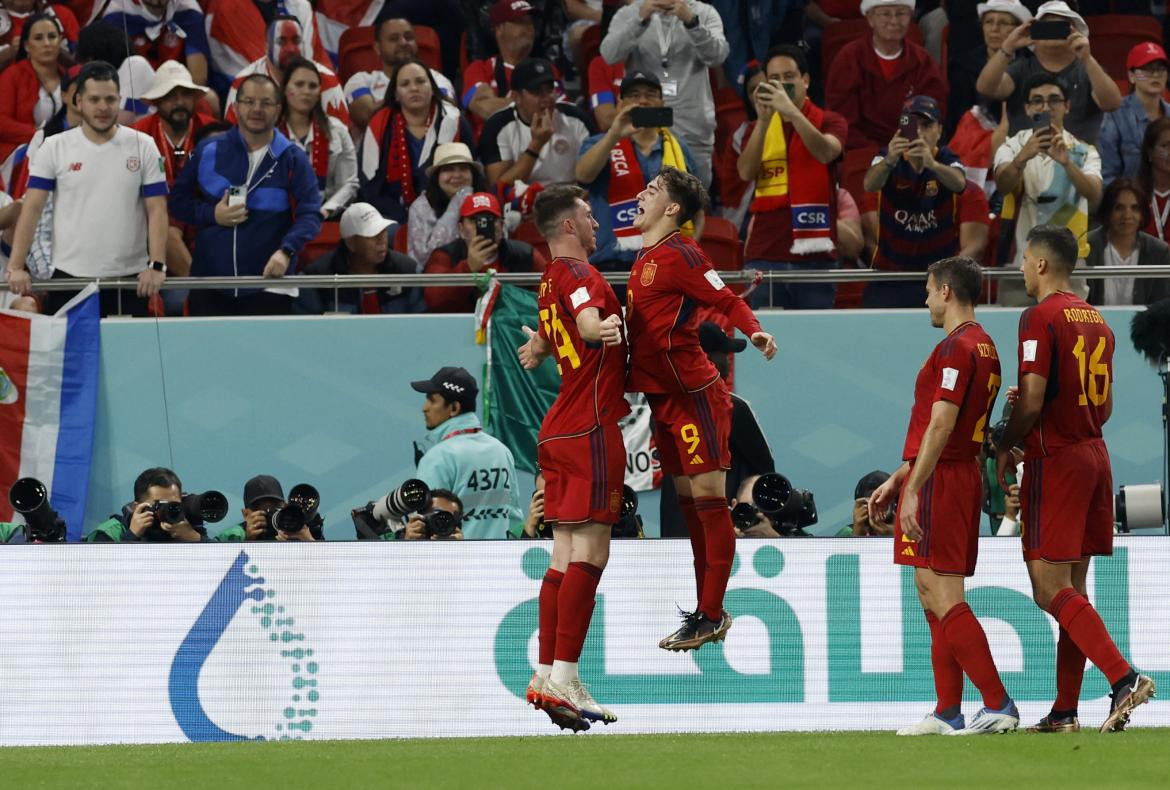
[288,483,325,539]
[353,478,433,539]
[732,473,817,537]
[8,477,66,543]
[182,490,228,526]
[612,485,644,539]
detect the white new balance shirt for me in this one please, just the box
[27,125,167,278]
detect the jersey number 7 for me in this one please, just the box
[539,303,582,374]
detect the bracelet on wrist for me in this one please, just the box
[999,47,1013,59]
[523,148,540,159]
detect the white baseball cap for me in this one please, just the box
[860,0,915,14]
[976,0,1032,25]
[141,60,209,101]
[340,203,395,238]
[1034,1,1088,37]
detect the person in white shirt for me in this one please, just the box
[343,13,454,129]
[279,56,358,219]
[5,60,168,316]
[993,72,1101,306]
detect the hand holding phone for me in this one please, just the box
[227,185,247,207]
[1029,19,1070,41]
[898,113,919,141]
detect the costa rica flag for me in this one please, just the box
[0,286,100,541]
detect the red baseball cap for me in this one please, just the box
[461,192,502,218]
[1128,42,1169,71]
[489,0,535,27]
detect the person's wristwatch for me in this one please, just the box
[148,260,167,274]
[683,13,699,29]
[280,245,296,259]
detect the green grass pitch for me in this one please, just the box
[3,730,1169,789]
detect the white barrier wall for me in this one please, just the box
[0,538,1167,745]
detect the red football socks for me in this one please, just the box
[1053,626,1086,712]
[678,495,707,604]
[1048,587,1131,686]
[925,610,963,714]
[538,568,564,667]
[694,496,735,621]
[554,561,604,663]
[941,603,1008,710]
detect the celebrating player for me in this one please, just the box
[518,185,628,731]
[869,257,1018,736]
[625,167,778,651]
[995,225,1156,734]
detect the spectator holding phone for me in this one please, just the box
[993,72,1101,305]
[736,44,846,309]
[422,191,547,312]
[574,70,699,277]
[1099,43,1170,184]
[860,95,982,308]
[975,1,1121,146]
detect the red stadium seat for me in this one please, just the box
[510,220,552,261]
[414,25,442,72]
[302,221,342,268]
[698,215,743,271]
[821,19,923,84]
[1085,15,1161,81]
[840,145,879,209]
[338,26,379,85]
[393,220,410,254]
[576,23,602,79]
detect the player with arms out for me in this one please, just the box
[869,256,1018,736]
[518,185,628,732]
[626,167,778,651]
[995,224,1156,734]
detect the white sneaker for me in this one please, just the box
[896,712,965,736]
[949,701,1019,735]
[540,678,590,732]
[563,678,617,724]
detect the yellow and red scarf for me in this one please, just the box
[751,100,834,255]
[607,129,692,250]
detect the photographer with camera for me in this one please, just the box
[837,469,895,536]
[409,367,523,539]
[215,475,319,541]
[729,473,818,538]
[402,488,465,540]
[422,191,547,313]
[86,467,209,542]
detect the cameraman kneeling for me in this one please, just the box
[87,467,207,542]
[402,489,465,540]
[216,475,318,541]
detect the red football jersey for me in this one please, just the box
[626,232,763,394]
[902,322,1002,462]
[1018,292,1115,457]
[537,257,631,441]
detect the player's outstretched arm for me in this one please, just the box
[519,325,553,370]
[750,332,778,360]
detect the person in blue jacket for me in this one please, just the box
[170,73,322,315]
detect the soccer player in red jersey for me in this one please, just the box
[517,185,629,731]
[625,167,778,651]
[995,224,1156,734]
[868,257,1018,736]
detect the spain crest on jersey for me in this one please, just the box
[640,262,657,287]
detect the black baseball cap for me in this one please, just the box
[512,57,556,94]
[699,322,747,354]
[620,71,662,96]
[854,470,891,500]
[244,475,285,508]
[903,95,941,123]
[411,366,478,409]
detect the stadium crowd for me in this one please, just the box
[1,0,1169,315]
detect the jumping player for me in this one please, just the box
[518,185,628,731]
[869,257,1018,735]
[626,167,778,651]
[995,224,1156,733]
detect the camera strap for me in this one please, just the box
[442,427,481,441]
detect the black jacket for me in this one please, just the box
[1085,228,1170,307]
[294,243,423,314]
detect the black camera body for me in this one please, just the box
[613,485,643,539]
[423,508,460,539]
[735,473,818,537]
[8,477,66,543]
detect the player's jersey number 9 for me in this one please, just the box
[539,303,582,374]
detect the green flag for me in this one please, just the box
[480,282,559,474]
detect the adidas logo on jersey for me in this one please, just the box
[689,455,704,465]
[902,546,915,557]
